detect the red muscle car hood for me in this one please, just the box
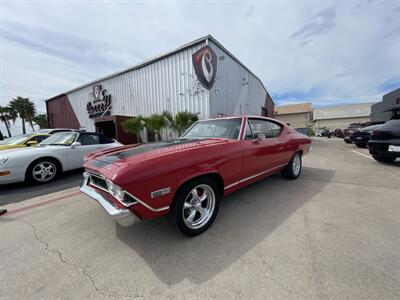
[86,138,228,170]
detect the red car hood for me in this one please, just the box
[85,138,229,170]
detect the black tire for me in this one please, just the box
[25,158,60,184]
[281,152,302,179]
[355,143,367,148]
[344,139,352,144]
[372,154,396,163]
[171,177,220,236]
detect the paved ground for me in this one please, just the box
[0,169,83,205]
[1,138,399,299]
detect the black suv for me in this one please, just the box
[368,119,400,163]
[350,124,382,148]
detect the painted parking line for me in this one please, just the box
[351,150,373,160]
[3,190,81,216]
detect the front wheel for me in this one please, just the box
[282,152,302,179]
[355,143,367,148]
[372,154,396,163]
[25,158,60,184]
[171,177,220,236]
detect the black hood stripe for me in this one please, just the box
[90,139,205,168]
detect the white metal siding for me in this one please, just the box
[67,43,210,131]
[208,40,267,117]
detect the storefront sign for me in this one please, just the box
[192,46,217,90]
[86,84,112,119]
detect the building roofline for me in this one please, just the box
[46,34,273,104]
[313,102,378,110]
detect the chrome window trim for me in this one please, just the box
[224,163,288,190]
[237,116,245,140]
[84,171,169,212]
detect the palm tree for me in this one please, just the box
[172,111,199,136]
[9,97,36,134]
[144,114,167,141]
[26,102,37,131]
[0,105,17,137]
[33,114,48,129]
[122,116,145,143]
[162,110,174,140]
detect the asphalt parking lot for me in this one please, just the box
[1,138,399,299]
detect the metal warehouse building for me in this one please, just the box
[46,35,274,143]
[313,103,374,132]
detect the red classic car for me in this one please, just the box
[80,116,312,236]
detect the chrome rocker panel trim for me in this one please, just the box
[224,163,288,190]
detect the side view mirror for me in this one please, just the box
[26,141,38,147]
[71,142,82,148]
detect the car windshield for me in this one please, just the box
[0,134,30,145]
[41,132,78,146]
[180,118,242,139]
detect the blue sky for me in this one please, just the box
[0,0,399,135]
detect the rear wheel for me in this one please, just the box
[281,152,302,179]
[171,177,220,236]
[372,154,396,163]
[26,158,60,184]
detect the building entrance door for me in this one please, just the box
[95,115,137,145]
[96,121,116,139]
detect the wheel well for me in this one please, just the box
[174,173,225,201]
[26,157,63,175]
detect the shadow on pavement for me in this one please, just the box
[0,169,83,205]
[116,166,336,285]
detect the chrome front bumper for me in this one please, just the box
[80,179,138,227]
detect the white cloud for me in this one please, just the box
[0,0,399,123]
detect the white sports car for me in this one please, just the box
[0,131,122,185]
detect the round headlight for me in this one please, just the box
[106,180,125,201]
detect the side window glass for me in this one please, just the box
[248,119,282,139]
[36,135,48,143]
[244,121,253,140]
[79,134,100,145]
[100,135,114,144]
[270,122,283,137]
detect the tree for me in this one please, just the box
[172,111,199,136]
[144,114,166,141]
[33,114,48,129]
[122,116,145,143]
[9,97,36,134]
[0,105,17,137]
[162,110,174,140]
[26,101,37,131]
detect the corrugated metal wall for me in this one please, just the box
[67,42,210,132]
[208,40,267,117]
[58,38,270,132]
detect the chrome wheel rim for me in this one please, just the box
[292,154,301,176]
[32,162,57,182]
[182,184,215,230]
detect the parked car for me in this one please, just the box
[350,124,382,148]
[0,131,122,185]
[368,119,400,163]
[80,116,312,236]
[36,128,78,134]
[0,133,50,151]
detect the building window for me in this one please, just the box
[396,98,400,105]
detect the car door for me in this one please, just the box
[68,133,104,169]
[241,118,282,179]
